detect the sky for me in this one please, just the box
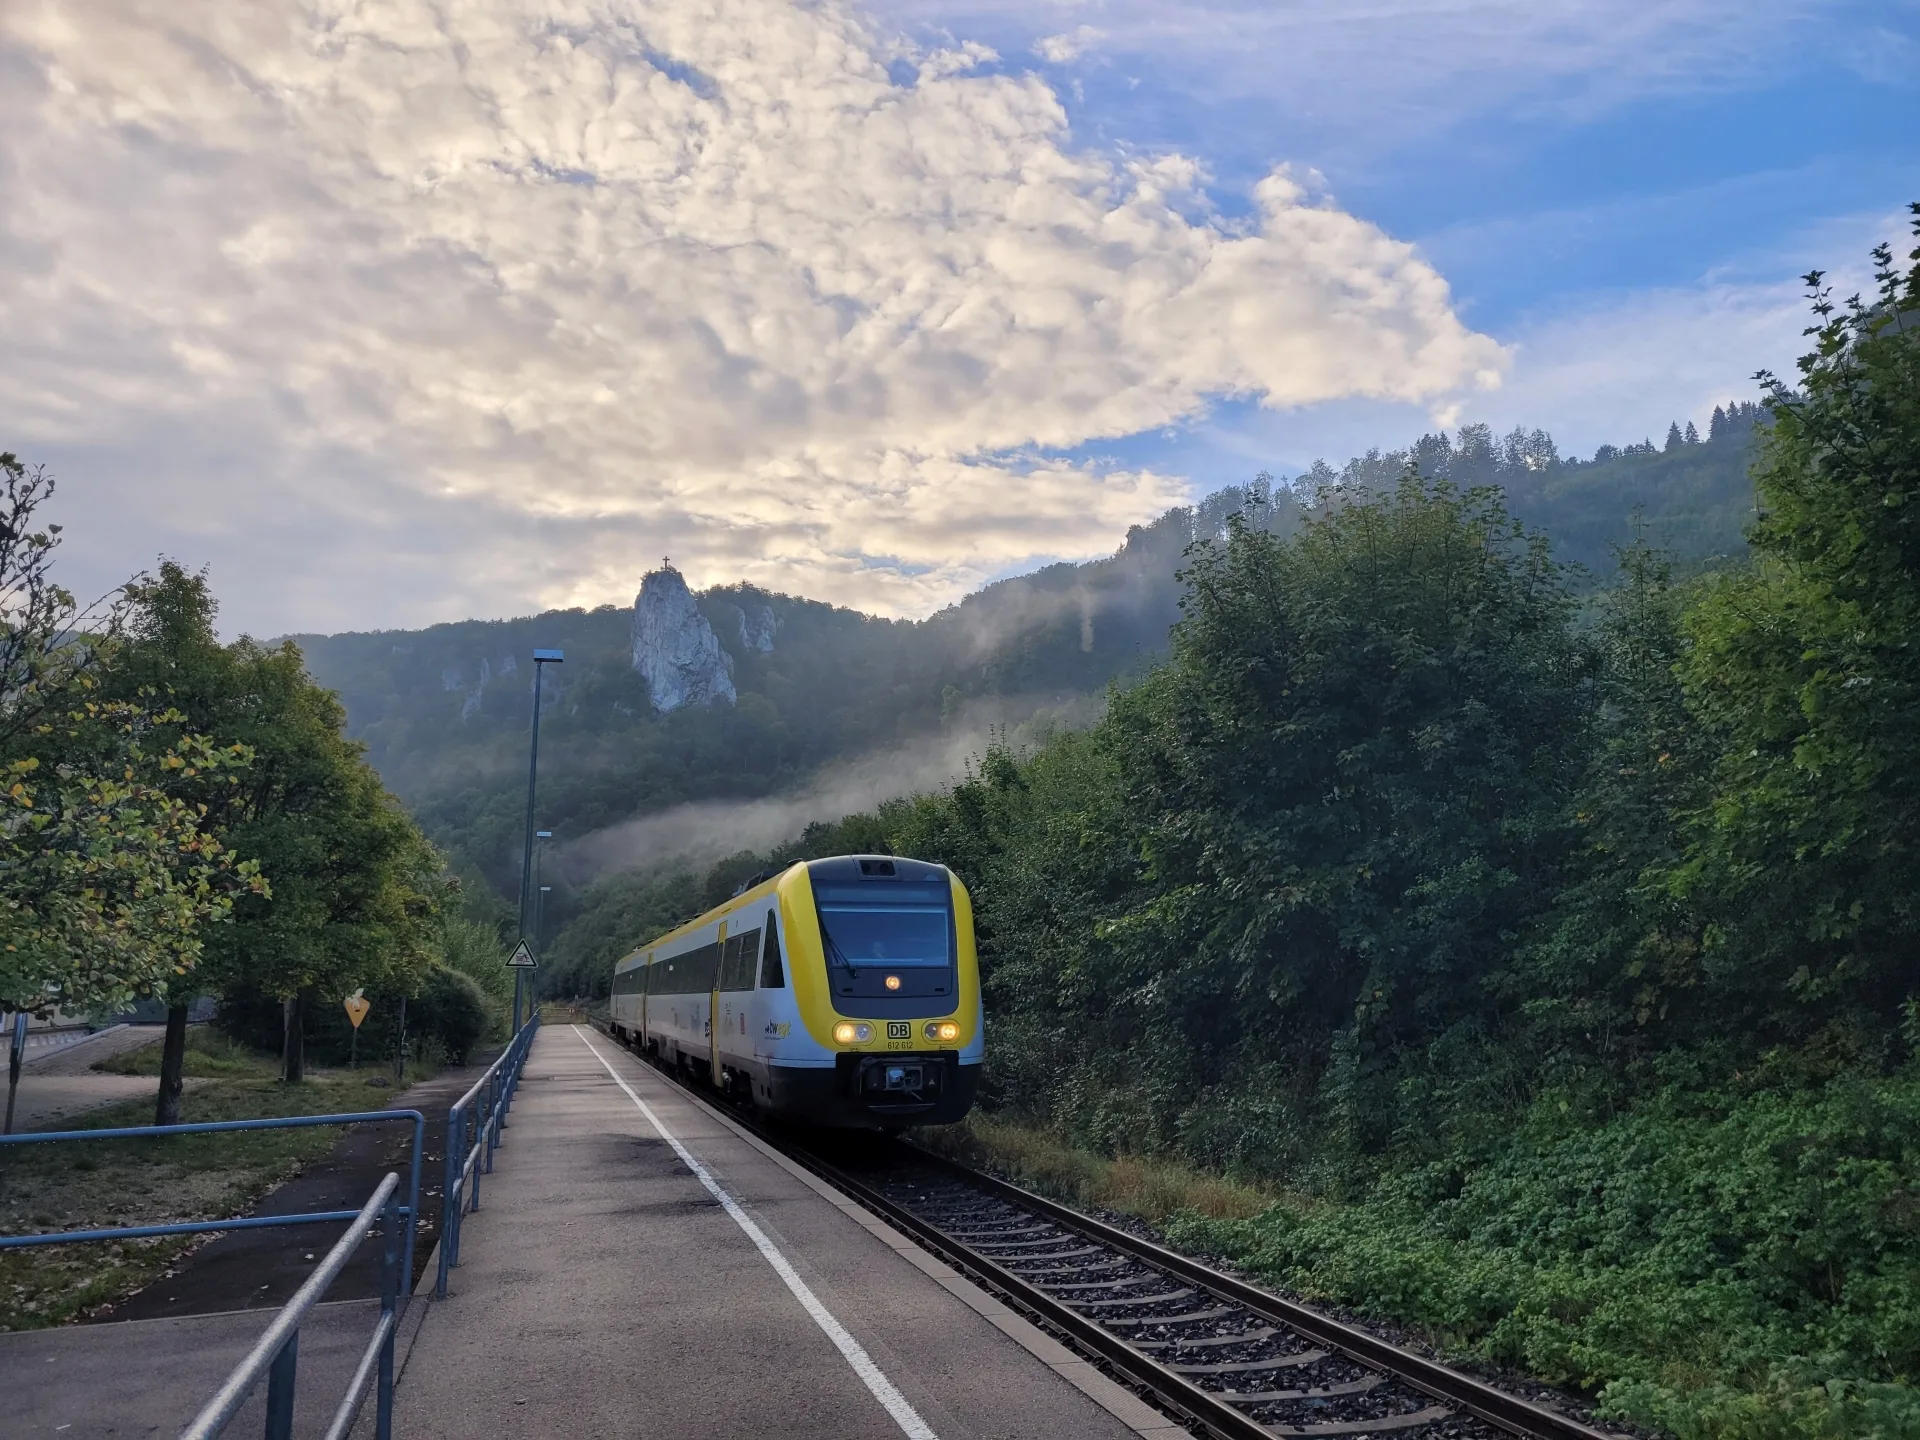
[3,0,1913,637]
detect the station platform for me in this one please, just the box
[393,1024,1185,1440]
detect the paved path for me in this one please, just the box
[22,1025,160,1076]
[0,1298,407,1438]
[5,1026,188,1132]
[394,1024,1186,1440]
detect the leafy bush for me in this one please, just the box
[217,962,496,1069]
[1169,1064,1920,1440]
[407,965,491,1064]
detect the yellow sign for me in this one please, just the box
[343,992,371,1030]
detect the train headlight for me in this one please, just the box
[884,975,901,991]
[833,1022,873,1044]
[924,1022,960,1042]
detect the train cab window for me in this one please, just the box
[759,913,785,989]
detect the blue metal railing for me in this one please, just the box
[435,1012,540,1297]
[181,1171,405,1440]
[0,1109,425,1439]
[0,1110,425,1281]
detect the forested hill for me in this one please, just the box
[293,408,1763,896]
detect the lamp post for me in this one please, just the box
[516,650,563,1032]
[531,831,552,1015]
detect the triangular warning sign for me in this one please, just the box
[505,940,538,968]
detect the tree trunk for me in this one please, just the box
[154,1003,189,1126]
[282,994,305,1084]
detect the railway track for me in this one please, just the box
[596,1023,1619,1440]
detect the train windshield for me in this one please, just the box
[813,889,951,970]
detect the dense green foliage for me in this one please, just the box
[1169,1059,1920,1440]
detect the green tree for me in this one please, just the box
[1526,532,1708,1056]
[1097,473,1591,1163]
[0,456,260,1020]
[104,563,443,1102]
[1661,217,1920,1036]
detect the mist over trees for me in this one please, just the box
[291,396,1768,955]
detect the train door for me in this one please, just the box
[710,922,725,1079]
[719,932,739,1075]
[753,910,786,1067]
[717,923,760,1089]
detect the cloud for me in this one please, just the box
[1034,26,1102,63]
[2,0,1500,636]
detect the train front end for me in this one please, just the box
[765,855,983,1128]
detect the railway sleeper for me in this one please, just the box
[1174,1350,1330,1375]
[997,1245,1107,1263]
[943,1224,1055,1241]
[1039,1274,1161,1292]
[1258,1403,1456,1435]
[1135,1326,1277,1351]
[1102,1306,1239,1328]
[1214,1375,1386,1405]
[1064,1288,1193,1309]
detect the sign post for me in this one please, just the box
[506,941,538,1031]
[3,1012,26,1135]
[343,990,370,1068]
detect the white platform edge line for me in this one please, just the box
[571,1025,939,1440]
[581,1026,1190,1438]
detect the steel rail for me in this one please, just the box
[759,1131,1278,1440]
[595,1017,1621,1440]
[905,1153,1622,1440]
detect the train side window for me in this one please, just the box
[759,914,785,989]
[722,930,759,991]
[690,941,721,993]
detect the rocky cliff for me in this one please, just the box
[631,566,736,712]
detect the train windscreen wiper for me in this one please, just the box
[821,923,860,979]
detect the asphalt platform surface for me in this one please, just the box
[392,1024,1186,1440]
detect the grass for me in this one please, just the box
[913,1111,1276,1224]
[0,1039,439,1332]
[94,1027,263,1078]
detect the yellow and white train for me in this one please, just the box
[607,855,983,1128]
